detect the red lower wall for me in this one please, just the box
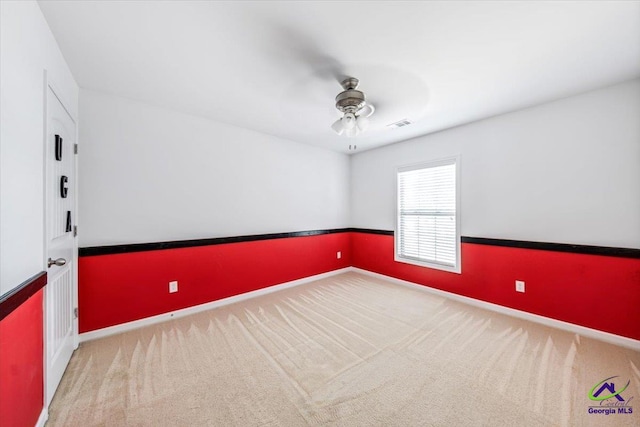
[79,230,640,341]
[79,232,351,332]
[0,289,44,427]
[351,232,640,340]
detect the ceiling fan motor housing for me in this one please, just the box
[335,90,365,113]
[335,78,366,113]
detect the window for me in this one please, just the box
[395,157,460,273]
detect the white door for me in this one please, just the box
[45,85,77,406]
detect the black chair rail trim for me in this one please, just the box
[461,236,640,259]
[0,271,47,322]
[79,228,639,259]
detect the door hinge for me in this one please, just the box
[73,225,78,237]
[73,307,78,319]
[74,143,78,154]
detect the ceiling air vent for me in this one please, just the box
[387,119,412,129]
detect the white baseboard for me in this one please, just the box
[35,407,48,427]
[79,267,351,343]
[351,267,640,351]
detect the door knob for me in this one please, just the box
[48,257,67,268]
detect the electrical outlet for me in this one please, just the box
[169,281,178,293]
[337,251,342,259]
[515,280,525,293]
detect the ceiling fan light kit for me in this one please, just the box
[331,77,375,141]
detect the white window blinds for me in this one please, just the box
[396,159,459,271]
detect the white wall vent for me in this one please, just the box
[387,119,412,129]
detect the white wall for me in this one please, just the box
[0,1,79,295]
[78,90,350,246]
[351,79,640,249]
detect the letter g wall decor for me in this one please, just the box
[55,134,72,233]
[60,175,68,198]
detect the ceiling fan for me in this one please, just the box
[331,77,375,139]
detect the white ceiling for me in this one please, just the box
[38,1,640,154]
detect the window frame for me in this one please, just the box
[394,156,461,274]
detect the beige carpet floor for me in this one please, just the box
[47,272,640,426]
